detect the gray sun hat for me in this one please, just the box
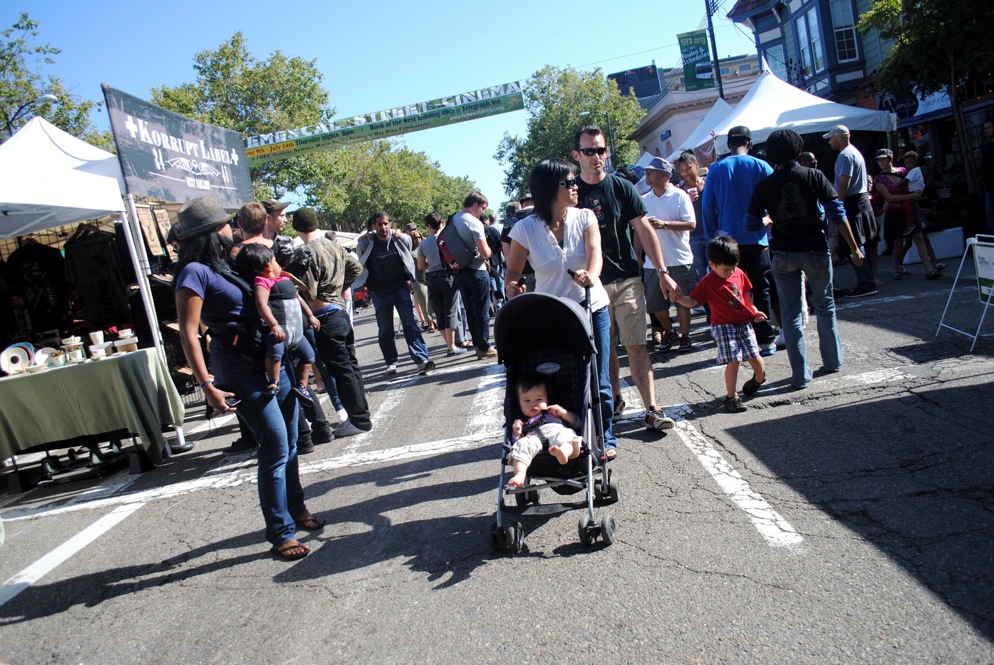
[176,196,234,240]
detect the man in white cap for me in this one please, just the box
[641,157,698,353]
[824,125,879,297]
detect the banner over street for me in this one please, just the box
[103,85,253,208]
[244,82,524,165]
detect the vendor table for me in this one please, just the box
[0,349,185,464]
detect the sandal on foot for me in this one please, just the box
[604,448,618,461]
[742,376,766,396]
[295,513,326,531]
[263,383,279,397]
[893,272,903,281]
[271,540,309,561]
[925,271,941,280]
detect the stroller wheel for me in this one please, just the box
[578,516,594,547]
[601,514,618,546]
[486,520,501,553]
[605,473,620,504]
[505,522,524,554]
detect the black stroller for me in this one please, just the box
[487,291,620,554]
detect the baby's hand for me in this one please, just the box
[753,312,768,322]
[512,419,523,440]
[308,316,320,331]
[546,404,567,419]
[272,324,286,341]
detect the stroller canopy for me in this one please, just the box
[494,293,594,363]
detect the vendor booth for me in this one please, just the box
[691,71,897,159]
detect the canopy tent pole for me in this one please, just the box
[120,194,165,362]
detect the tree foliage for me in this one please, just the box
[151,32,476,223]
[150,32,333,198]
[0,13,112,148]
[495,65,645,197]
[859,0,994,97]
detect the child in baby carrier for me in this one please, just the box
[507,371,583,488]
[235,243,320,400]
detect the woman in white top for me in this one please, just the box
[504,158,617,459]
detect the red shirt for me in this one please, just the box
[689,268,758,325]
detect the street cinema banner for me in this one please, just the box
[244,82,524,165]
[103,85,254,208]
[678,31,715,92]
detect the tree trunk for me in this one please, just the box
[948,52,979,195]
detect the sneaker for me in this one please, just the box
[445,347,469,356]
[223,437,258,455]
[336,408,348,424]
[385,363,398,375]
[677,334,693,352]
[833,288,852,300]
[724,395,747,413]
[476,347,498,360]
[297,438,315,455]
[292,384,315,408]
[849,284,879,297]
[169,439,196,454]
[613,397,626,419]
[311,425,335,444]
[645,408,675,431]
[656,331,674,353]
[334,421,367,438]
[742,375,765,396]
[774,330,786,349]
[759,343,777,357]
[417,360,435,375]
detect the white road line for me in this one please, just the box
[674,421,804,548]
[0,502,145,608]
[465,364,505,436]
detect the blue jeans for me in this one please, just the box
[690,233,708,286]
[370,282,430,365]
[770,250,843,389]
[454,268,493,352]
[212,344,304,547]
[591,306,616,451]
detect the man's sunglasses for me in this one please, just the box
[558,177,578,188]
[577,147,608,156]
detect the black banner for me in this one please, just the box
[103,85,253,208]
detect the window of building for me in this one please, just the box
[795,6,826,77]
[739,64,751,71]
[764,44,788,80]
[829,0,859,63]
[719,67,730,74]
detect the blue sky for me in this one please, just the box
[8,1,756,206]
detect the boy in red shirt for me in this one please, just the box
[676,235,768,412]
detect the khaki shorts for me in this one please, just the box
[604,277,648,348]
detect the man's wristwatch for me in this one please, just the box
[657,267,669,275]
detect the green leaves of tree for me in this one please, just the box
[495,65,645,197]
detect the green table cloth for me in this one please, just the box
[0,349,185,463]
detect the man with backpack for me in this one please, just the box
[446,192,497,359]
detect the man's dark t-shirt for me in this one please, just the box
[576,173,648,284]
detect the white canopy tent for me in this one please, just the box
[666,97,735,162]
[0,118,168,387]
[694,71,897,157]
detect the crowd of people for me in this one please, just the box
[170,119,949,560]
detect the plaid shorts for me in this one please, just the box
[712,323,761,364]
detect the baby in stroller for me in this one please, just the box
[507,371,582,488]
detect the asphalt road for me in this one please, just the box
[1,257,993,664]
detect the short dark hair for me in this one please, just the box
[707,235,740,267]
[367,211,389,229]
[678,150,699,166]
[573,125,603,151]
[727,133,752,151]
[424,211,443,231]
[463,191,487,209]
[516,370,549,396]
[505,201,521,218]
[234,242,274,281]
[529,158,575,226]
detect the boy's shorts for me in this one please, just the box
[642,264,695,314]
[712,323,760,364]
[604,277,648,348]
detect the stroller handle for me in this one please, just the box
[566,269,592,305]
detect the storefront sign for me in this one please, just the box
[103,85,253,208]
[678,31,715,92]
[244,82,525,165]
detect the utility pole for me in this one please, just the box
[704,0,725,100]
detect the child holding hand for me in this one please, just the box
[675,235,767,412]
